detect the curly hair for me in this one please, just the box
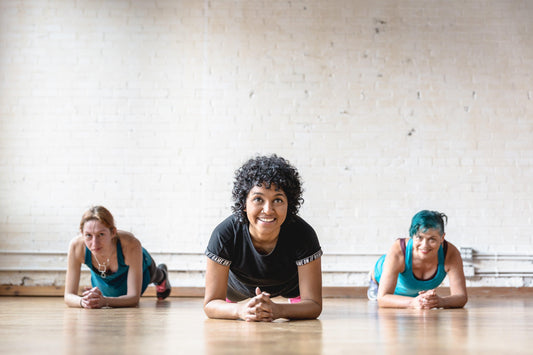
[231,154,304,224]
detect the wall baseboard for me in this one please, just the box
[1,285,532,298]
[2,250,533,287]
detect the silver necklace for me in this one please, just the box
[93,253,110,278]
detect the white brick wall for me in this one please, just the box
[0,0,532,288]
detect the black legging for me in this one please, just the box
[147,256,166,285]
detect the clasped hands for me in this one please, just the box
[239,287,278,322]
[410,289,441,309]
[80,287,107,309]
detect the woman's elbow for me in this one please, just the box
[456,294,468,308]
[64,293,77,308]
[311,305,322,319]
[125,294,141,307]
[301,300,322,319]
[203,301,218,319]
[309,303,322,319]
[376,295,388,308]
[132,296,141,307]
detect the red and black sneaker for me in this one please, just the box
[155,264,171,300]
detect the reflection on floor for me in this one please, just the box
[0,295,531,354]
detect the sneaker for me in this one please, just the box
[155,264,171,300]
[367,271,378,301]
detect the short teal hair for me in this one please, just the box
[409,210,448,237]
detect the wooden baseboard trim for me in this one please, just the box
[1,285,532,298]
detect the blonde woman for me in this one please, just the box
[64,206,171,308]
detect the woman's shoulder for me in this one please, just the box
[281,216,321,252]
[444,239,459,250]
[116,230,141,249]
[212,215,241,236]
[381,238,407,273]
[116,232,143,265]
[67,235,86,261]
[206,216,242,258]
[386,238,406,259]
[283,215,316,234]
[69,234,84,245]
[388,237,408,247]
[443,240,463,263]
[69,234,84,246]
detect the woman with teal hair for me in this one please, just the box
[368,210,467,309]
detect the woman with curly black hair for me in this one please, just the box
[204,155,323,321]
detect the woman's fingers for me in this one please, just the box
[80,287,104,308]
[243,293,274,321]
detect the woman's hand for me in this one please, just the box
[239,287,276,322]
[409,289,441,309]
[80,287,107,309]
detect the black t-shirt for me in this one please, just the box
[205,215,323,301]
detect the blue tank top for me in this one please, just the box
[84,240,152,297]
[373,238,447,297]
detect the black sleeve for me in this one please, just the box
[205,215,238,267]
[290,217,323,266]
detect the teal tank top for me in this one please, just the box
[373,238,447,297]
[84,240,152,297]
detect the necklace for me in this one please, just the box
[93,253,110,278]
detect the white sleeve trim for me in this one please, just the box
[296,249,323,266]
[205,251,231,267]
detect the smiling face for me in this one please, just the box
[245,184,288,248]
[412,228,444,260]
[82,219,116,257]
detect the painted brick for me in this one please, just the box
[0,0,532,287]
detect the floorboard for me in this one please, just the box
[0,295,531,354]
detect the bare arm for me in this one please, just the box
[272,258,322,320]
[438,242,468,308]
[377,240,419,308]
[64,237,84,308]
[203,258,242,320]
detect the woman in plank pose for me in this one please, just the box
[65,206,171,308]
[368,210,467,309]
[204,154,323,321]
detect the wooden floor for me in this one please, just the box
[1,295,531,354]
